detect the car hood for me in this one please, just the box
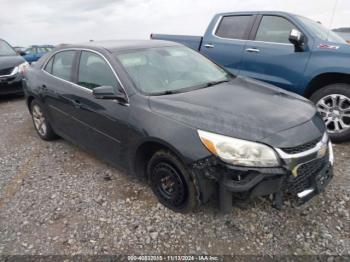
[149,76,320,146]
[0,55,25,70]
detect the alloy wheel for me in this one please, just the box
[316,94,350,134]
[32,104,47,136]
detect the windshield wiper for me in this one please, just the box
[153,79,230,96]
[153,90,180,96]
[204,79,230,87]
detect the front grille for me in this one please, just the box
[286,156,328,194]
[281,138,321,154]
[0,67,14,76]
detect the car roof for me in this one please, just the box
[30,45,54,47]
[60,40,181,53]
[217,11,298,17]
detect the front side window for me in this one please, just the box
[215,15,252,40]
[51,51,76,81]
[115,46,231,95]
[78,51,118,90]
[0,40,17,56]
[255,16,297,44]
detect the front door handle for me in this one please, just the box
[204,44,215,48]
[72,99,82,108]
[245,48,260,53]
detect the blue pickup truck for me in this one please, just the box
[21,45,54,64]
[151,11,350,142]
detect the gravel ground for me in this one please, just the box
[0,96,349,256]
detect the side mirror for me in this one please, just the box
[93,85,128,103]
[19,51,27,56]
[289,29,305,52]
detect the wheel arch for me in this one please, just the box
[132,138,187,179]
[26,95,36,113]
[304,72,350,98]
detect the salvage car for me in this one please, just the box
[0,39,29,95]
[23,40,333,213]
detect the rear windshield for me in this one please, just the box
[0,40,17,56]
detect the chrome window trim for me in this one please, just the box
[212,15,294,46]
[41,48,129,104]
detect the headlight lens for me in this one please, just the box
[198,130,280,167]
[18,61,30,75]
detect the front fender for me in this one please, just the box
[303,47,350,88]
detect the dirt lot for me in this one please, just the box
[0,96,349,256]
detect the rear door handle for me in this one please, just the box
[245,48,260,53]
[204,44,215,48]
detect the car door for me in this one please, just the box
[240,15,311,93]
[67,50,130,167]
[200,15,255,75]
[41,50,83,142]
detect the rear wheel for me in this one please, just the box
[147,150,199,213]
[30,99,58,141]
[310,84,350,143]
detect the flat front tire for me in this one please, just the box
[30,99,57,141]
[147,150,199,213]
[310,84,350,143]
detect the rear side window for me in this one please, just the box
[52,51,76,81]
[255,16,296,44]
[78,51,118,90]
[215,16,252,40]
[44,57,54,73]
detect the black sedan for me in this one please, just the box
[0,39,29,95]
[23,40,333,213]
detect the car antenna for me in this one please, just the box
[327,0,339,40]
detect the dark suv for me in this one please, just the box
[23,40,333,213]
[0,39,29,95]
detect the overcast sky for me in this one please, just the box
[1,0,349,46]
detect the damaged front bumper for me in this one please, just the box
[192,135,334,214]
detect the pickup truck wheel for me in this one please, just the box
[30,99,58,141]
[147,150,199,213]
[310,84,350,142]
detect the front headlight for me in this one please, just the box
[18,61,30,75]
[198,130,280,167]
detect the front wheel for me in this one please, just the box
[147,150,199,213]
[310,84,350,143]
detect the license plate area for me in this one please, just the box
[314,165,332,192]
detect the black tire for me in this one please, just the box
[310,83,350,143]
[147,150,199,213]
[30,99,58,141]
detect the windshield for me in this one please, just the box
[298,16,346,44]
[115,46,231,95]
[0,40,17,56]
